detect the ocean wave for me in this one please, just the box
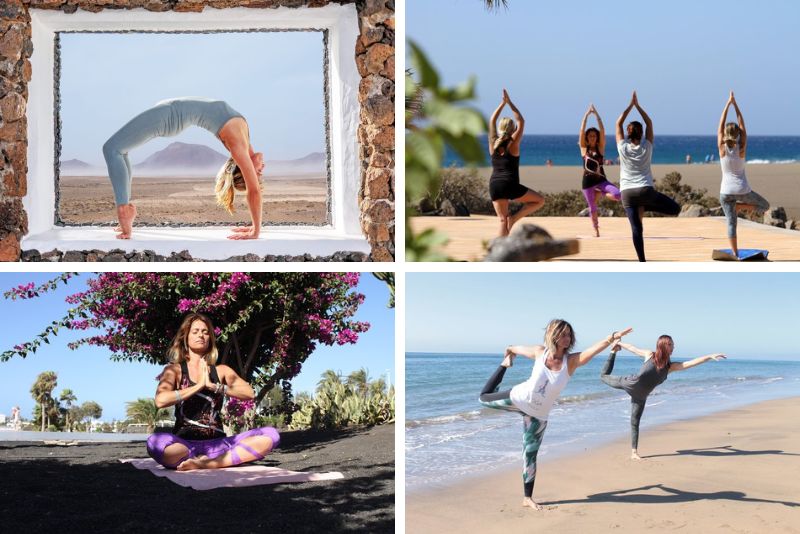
[406,410,482,428]
[747,159,797,164]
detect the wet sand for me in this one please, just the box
[407,398,800,533]
[59,174,328,225]
[0,424,394,533]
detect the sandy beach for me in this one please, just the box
[407,398,800,533]
[476,163,800,219]
[59,174,328,225]
[0,423,393,532]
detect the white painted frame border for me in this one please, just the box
[23,5,368,259]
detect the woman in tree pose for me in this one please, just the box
[616,91,680,261]
[578,103,621,236]
[103,97,265,240]
[717,91,770,258]
[478,320,632,509]
[488,89,545,237]
[600,335,726,459]
[146,313,279,471]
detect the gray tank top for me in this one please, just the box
[627,358,670,400]
[155,97,244,137]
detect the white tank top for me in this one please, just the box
[509,349,571,420]
[720,146,751,195]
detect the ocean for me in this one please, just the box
[443,135,800,167]
[405,352,800,493]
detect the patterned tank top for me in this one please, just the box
[172,361,226,440]
[582,149,606,189]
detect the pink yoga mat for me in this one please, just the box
[121,458,344,490]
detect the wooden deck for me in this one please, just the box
[409,216,800,262]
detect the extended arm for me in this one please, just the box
[595,107,606,154]
[154,364,208,409]
[228,144,262,240]
[488,98,506,153]
[506,344,544,360]
[731,93,746,156]
[616,94,635,142]
[579,106,591,153]
[505,90,525,146]
[570,327,633,372]
[634,94,654,143]
[669,353,726,373]
[614,341,653,359]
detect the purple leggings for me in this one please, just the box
[582,181,621,227]
[146,426,280,469]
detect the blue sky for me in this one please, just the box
[407,0,800,135]
[406,272,800,360]
[60,31,326,165]
[0,273,394,422]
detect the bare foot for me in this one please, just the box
[116,203,137,240]
[177,457,208,471]
[631,451,642,461]
[594,227,600,238]
[522,497,542,510]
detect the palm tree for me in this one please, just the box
[372,273,395,308]
[484,0,508,9]
[125,398,169,434]
[346,368,370,399]
[317,369,342,394]
[79,401,102,432]
[59,389,77,432]
[30,371,58,432]
[369,377,388,398]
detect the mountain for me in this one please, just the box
[60,159,100,174]
[134,142,229,175]
[265,151,326,177]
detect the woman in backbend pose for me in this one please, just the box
[103,97,266,240]
[717,91,770,258]
[488,89,545,237]
[616,91,681,261]
[600,336,726,460]
[579,103,621,237]
[478,320,632,510]
[146,313,280,471]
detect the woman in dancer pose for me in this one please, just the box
[717,91,770,258]
[600,335,726,459]
[616,91,680,261]
[146,313,280,471]
[478,320,632,509]
[488,89,545,237]
[578,103,621,236]
[103,97,265,240]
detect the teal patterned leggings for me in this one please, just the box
[479,365,549,497]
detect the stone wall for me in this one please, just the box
[0,0,394,261]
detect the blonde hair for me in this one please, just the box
[168,313,219,365]
[543,319,575,356]
[492,117,517,153]
[215,158,248,214]
[722,123,741,148]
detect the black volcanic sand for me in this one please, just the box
[0,424,394,533]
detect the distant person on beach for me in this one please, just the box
[579,103,621,237]
[600,336,726,460]
[488,89,545,237]
[11,405,20,430]
[146,313,280,471]
[717,91,770,258]
[685,154,692,164]
[616,91,681,261]
[103,97,265,240]
[479,320,632,510]
[545,159,553,167]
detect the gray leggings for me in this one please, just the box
[103,102,181,205]
[599,353,648,449]
[719,190,770,238]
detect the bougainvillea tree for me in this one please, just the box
[3,273,370,405]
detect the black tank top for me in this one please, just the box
[630,358,670,400]
[172,361,226,440]
[491,141,521,184]
[582,149,606,189]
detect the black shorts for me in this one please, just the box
[490,179,530,201]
